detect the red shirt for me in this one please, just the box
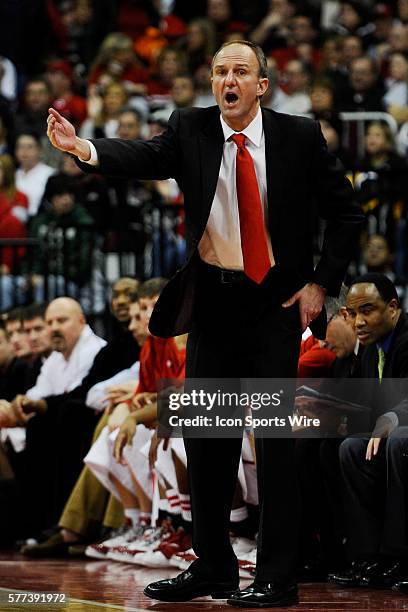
[297,336,336,379]
[0,196,27,270]
[137,336,186,394]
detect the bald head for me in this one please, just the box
[46,298,86,357]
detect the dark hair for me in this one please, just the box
[17,131,42,146]
[5,307,26,325]
[21,303,48,322]
[25,77,51,94]
[349,273,399,304]
[211,40,268,78]
[45,175,76,200]
[119,107,142,123]
[138,277,168,299]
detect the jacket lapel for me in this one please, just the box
[198,109,224,234]
[262,108,285,248]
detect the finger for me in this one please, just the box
[300,309,309,332]
[373,438,380,456]
[114,434,125,462]
[48,107,66,122]
[282,293,298,307]
[366,440,373,461]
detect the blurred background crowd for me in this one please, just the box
[0,0,408,320]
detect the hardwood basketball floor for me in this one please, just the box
[0,552,407,611]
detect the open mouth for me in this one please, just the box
[225,92,239,106]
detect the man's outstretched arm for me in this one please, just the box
[47,107,180,181]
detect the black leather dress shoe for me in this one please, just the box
[328,560,380,587]
[226,581,299,608]
[361,561,402,589]
[393,580,408,594]
[143,569,239,602]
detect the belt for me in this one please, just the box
[200,262,251,284]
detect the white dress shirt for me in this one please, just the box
[198,107,274,270]
[81,106,274,270]
[86,361,140,411]
[27,325,107,399]
[16,162,55,216]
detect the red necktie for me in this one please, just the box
[231,133,270,284]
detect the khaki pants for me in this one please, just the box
[59,412,124,537]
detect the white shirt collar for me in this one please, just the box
[220,106,263,148]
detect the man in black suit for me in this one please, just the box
[47,40,362,607]
[330,273,408,591]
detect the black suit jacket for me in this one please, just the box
[78,106,363,337]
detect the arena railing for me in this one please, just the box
[339,111,399,159]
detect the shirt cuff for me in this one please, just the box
[78,140,99,165]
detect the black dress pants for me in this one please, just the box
[24,399,99,532]
[340,429,408,561]
[184,262,302,583]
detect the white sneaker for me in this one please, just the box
[85,524,144,560]
[231,536,257,556]
[169,547,198,570]
[107,523,169,564]
[132,528,192,568]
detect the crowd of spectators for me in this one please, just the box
[0,1,407,312]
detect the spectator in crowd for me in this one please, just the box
[331,274,408,592]
[369,3,394,60]
[360,234,407,306]
[318,35,349,98]
[340,34,364,70]
[260,60,289,111]
[206,0,233,46]
[55,153,112,234]
[15,133,56,218]
[310,78,338,120]
[80,81,128,139]
[387,23,408,57]
[29,175,97,304]
[1,297,107,533]
[147,46,187,101]
[193,61,215,107]
[181,18,217,74]
[0,154,29,224]
[45,60,87,129]
[353,121,408,266]
[360,234,394,277]
[88,32,148,96]
[14,78,60,168]
[152,74,197,122]
[0,183,26,275]
[339,56,386,112]
[15,79,51,142]
[250,0,295,52]
[383,52,408,125]
[331,1,375,47]
[278,59,312,115]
